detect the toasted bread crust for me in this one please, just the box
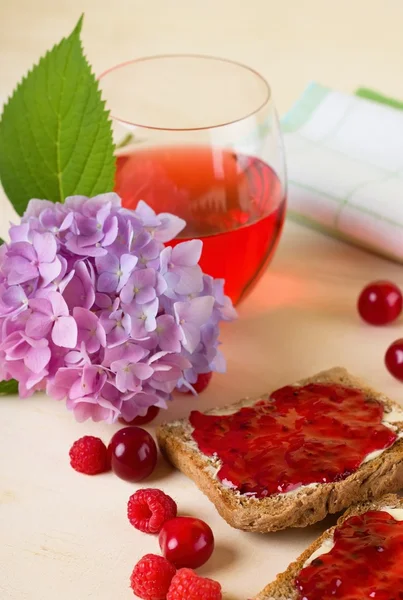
[157,368,403,533]
[255,493,403,600]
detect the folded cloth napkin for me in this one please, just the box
[282,83,403,262]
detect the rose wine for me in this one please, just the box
[115,145,286,304]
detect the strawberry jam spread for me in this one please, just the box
[295,510,403,599]
[189,383,397,497]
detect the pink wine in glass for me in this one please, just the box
[115,145,286,304]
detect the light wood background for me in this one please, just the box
[1,1,403,598]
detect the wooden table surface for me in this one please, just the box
[1,1,403,598]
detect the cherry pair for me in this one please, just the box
[358,281,403,381]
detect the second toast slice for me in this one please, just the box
[255,492,403,599]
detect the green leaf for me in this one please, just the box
[0,15,115,216]
[0,237,4,246]
[0,379,19,396]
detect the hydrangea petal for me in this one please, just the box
[39,257,62,287]
[33,231,57,262]
[52,316,78,348]
[25,345,51,374]
[48,291,69,317]
[95,253,119,274]
[172,239,203,266]
[132,362,154,380]
[7,257,38,285]
[9,222,30,242]
[1,285,28,312]
[175,264,203,295]
[97,271,119,293]
[25,312,53,339]
[154,213,186,242]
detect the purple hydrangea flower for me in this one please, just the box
[152,314,182,352]
[73,307,106,354]
[119,390,159,422]
[95,253,138,293]
[4,232,61,287]
[120,268,157,305]
[174,296,215,353]
[0,193,236,421]
[0,284,29,317]
[111,345,154,392]
[2,331,51,374]
[133,201,186,242]
[136,239,161,270]
[63,260,96,310]
[65,194,119,257]
[26,291,78,348]
[160,240,203,296]
[147,351,191,394]
[128,298,159,338]
[100,307,131,348]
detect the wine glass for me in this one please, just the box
[98,54,287,305]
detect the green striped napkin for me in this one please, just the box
[282,83,403,263]
[355,88,403,111]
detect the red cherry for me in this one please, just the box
[358,281,402,325]
[385,339,403,381]
[158,516,215,569]
[119,406,160,426]
[108,427,157,482]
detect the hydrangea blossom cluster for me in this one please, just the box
[0,194,236,423]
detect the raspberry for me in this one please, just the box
[130,554,176,600]
[167,568,222,600]
[69,436,109,475]
[127,488,177,534]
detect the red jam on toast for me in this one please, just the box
[296,510,403,599]
[189,383,397,497]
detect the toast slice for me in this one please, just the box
[157,367,403,533]
[255,493,403,600]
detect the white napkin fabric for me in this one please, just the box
[282,83,403,262]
